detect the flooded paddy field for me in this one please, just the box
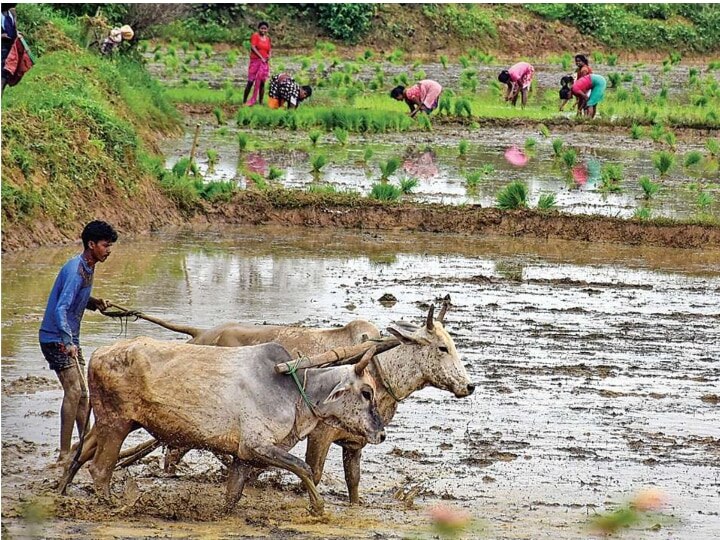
[2,225,719,539]
[162,115,719,220]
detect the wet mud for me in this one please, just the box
[2,225,719,538]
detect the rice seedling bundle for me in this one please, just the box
[496,181,529,210]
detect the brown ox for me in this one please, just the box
[83,337,385,515]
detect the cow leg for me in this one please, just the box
[342,446,363,505]
[224,457,250,512]
[252,445,325,516]
[305,431,333,485]
[163,446,190,474]
[88,421,134,499]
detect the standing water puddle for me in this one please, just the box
[2,225,719,539]
[162,119,719,220]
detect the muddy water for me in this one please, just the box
[2,225,719,539]
[163,117,719,220]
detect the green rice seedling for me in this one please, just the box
[478,51,495,64]
[639,176,660,199]
[439,55,448,69]
[708,60,720,70]
[399,177,418,194]
[552,138,564,157]
[393,73,410,87]
[591,51,604,64]
[496,181,529,210]
[246,172,267,191]
[684,151,703,168]
[309,130,322,146]
[606,53,618,66]
[153,51,163,62]
[662,64,671,75]
[203,44,213,58]
[333,127,349,145]
[370,182,402,201]
[300,57,311,70]
[388,49,404,63]
[663,131,676,149]
[460,69,478,93]
[524,137,537,150]
[458,140,469,157]
[454,98,472,117]
[459,56,470,69]
[621,73,633,83]
[379,158,402,180]
[468,48,479,60]
[167,46,177,57]
[608,73,621,88]
[479,164,495,175]
[697,191,714,209]
[642,73,651,86]
[600,163,624,193]
[192,50,201,62]
[652,151,675,176]
[267,166,284,181]
[215,127,229,138]
[649,124,665,143]
[213,107,224,126]
[206,149,218,173]
[630,124,644,140]
[311,154,328,172]
[414,70,427,81]
[694,95,709,107]
[307,183,337,195]
[537,193,556,211]
[538,124,551,138]
[669,51,682,65]
[363,147,374,162]
[417,114,432,131]
[465,171,482,188]
[634,207,652,220]
[237,132,249,151]
[438,94,452,115]
[172,157,199,177]
[561,149,577,168]
[560,53,572,71]
[689,67,699,79]
[363,49,373,60]
[200,180,237,202]
[707,138,720,158]
[226,50,238,66]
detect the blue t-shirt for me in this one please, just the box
[39,255,94,346]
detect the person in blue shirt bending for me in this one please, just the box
[39,220,118,463]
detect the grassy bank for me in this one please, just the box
[1,4,181,244]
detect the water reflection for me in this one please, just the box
[403,149,439,179]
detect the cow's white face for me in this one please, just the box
[387,307,475,398]
[322,367,386,444]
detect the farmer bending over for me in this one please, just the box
[391,79,443,118]
[39,220,117,463]
[268,72,312,109]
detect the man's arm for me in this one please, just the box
[55,272,84,348]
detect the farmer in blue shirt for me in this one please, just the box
[39,220,118,463]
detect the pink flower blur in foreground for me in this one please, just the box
[504,146,529,167]
[429,504,472,529]
[631,488,667,512]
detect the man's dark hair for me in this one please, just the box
[390,86,405,99]
[575,54,588,65]
[81,220,118,249]
[301,85,312,99]
[498,70,510,84]
[258,21,269,29]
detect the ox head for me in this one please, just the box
[386,299,475,398]
[319,357,386,444]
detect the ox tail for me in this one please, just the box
[104,302,203,338]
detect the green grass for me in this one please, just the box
[311,154,328,172]
[639,176,660,199]
[537,193,556,211]
[684,151,703,168]
[369,181,402,201]
[458,140,469,157]
[379,157,402,180]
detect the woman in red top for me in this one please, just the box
[244,21,271,106]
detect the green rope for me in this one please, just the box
[286,358,317,415]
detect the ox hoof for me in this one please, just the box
[308,502,325,517]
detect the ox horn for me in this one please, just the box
[426,304,435,331]
[438,294,451,323]
[354,346,376,375]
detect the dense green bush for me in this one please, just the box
[316,4,376,44]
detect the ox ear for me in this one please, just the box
[324,381,352,404]
[387,321,420,344]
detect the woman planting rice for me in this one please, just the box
[391,79,443,118]
[498,62,535,109]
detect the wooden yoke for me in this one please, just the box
[275,337,400,374]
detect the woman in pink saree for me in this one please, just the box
[498,62,535,109]
[391,79,443,118]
